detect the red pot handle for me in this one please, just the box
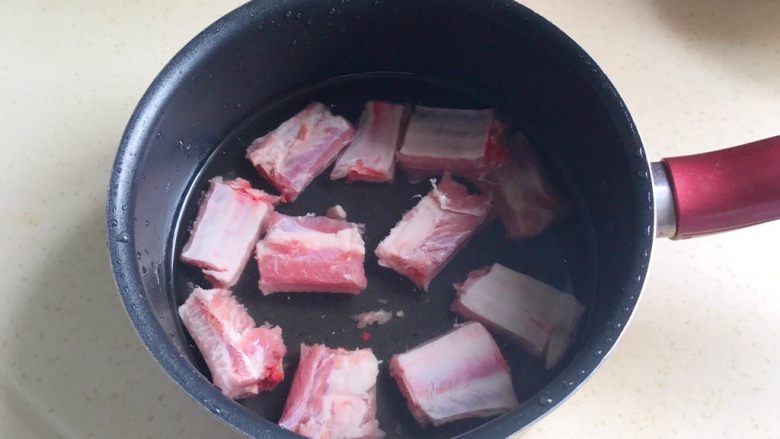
[661,135,780,239]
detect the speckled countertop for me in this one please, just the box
[1,1,778,438]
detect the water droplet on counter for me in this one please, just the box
[141,266,147,274]
[285,10,293,18]
[121,205,127,211]
[183,144,191,151]
[538,396,554,406]
[642,249,649,258]
[634,147,644,159]
[635,274,643,283]
[110,219,118,227]
[562,380,575,389]
[329,8,336,15]
[178,140,184,149]
[144,220,150,227]
[614,322,623,330]
[136,252,141,260]
[116,232,130,243]
[593,349,604,357]
[156,132,162,138]
[604,337,614,344]
[637,170,649,180]
[579,369,588,375]
[645,225,652,236]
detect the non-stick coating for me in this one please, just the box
[108,1,655,438]
[171,74,596,438]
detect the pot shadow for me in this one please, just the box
[650,0,780,89]
[3,201,244,439]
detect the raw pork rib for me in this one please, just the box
[279,344,383,439]
[255,213,367,294]
[330,101,410,183]
[397,106,509,180]
[246,102,355,202]
[390,322,519,427]
[452,263,584,369]
[180,177,279,288]
[375,174,491,290]
[476,130,569,239]
[178,287,286,399]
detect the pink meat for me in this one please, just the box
[255,213,367,294]
[330,101,410,183]
[452,263,584,369]
[180,177,279,288]
[351,310,393,329]
[246,102,355,202]
[397,107,509,181]
[476,130,570,239]
[389,322,519,427]
[177,287,286,399]
[279,344,383,439]
[374,174,491,290]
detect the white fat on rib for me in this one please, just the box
[376,196,442,258]
[400,107,492,160]
[263,227,364,253]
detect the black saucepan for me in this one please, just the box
[107,1,780,438]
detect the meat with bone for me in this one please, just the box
[180,177,279,288]
[279,344,384,439]
[397,106,509,180]
[375,174,491,290]
[475,129,570,239]
[389,322,519,427]
[330,101,410,183]
[452,263,584,369]
[256,213,367,294]
[178,287,286,399]
[246,102,355,202]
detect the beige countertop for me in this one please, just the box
[1,0,778,438]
